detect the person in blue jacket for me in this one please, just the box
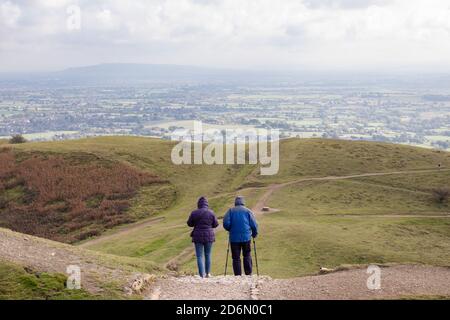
[223,196,258,276]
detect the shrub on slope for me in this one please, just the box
[0,149,163,243]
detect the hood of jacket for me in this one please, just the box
[234,196,245,206]
[197,196,209,209]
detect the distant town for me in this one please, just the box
[1,81,449,150]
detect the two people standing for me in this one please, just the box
[187,196,259,278]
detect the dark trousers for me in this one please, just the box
[231,241,252,276]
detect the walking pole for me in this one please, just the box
[224,240,230,276]
[253,238,259,276]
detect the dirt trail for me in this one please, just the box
[252,185,283,215]
[165,246,197,271]
[78,216,165,248]
[146,265,450,300]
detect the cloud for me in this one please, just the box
[95,9,120,30]
[0,1,21,27]
[302,0,388,10]
[0,0,450,72]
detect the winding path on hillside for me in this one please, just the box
[252,168,450,214]
[78,217,166,248]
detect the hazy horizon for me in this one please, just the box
[1,0,450,73]
[4,62,450,76]
[5,62,450,76]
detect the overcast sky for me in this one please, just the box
[1,0,450,72]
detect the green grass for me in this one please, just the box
[256,215,450,278]
[0,260,94,300]
[8,137,450,278]
[180,214,450,278]
[247,138,450,184]
[0,258,139,300]
[1,185,26,204]
[353,171,450,193]
[128,184,177,220]
[267,175,449,216]
[237,171,450,278]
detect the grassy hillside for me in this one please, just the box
[252,172,450,277]
[206,215,450,278]
[0,148,171,243]
[5,136,255,264]
[246,138,450,184]
[0,260,94,300]
[12,136,254,193]
[268,174,450,217]
[0,227,162,299]
[3,136,450,278]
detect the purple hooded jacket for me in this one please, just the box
[187,197,219,243]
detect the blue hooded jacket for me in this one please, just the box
[223,196,258,243]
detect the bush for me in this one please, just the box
[0,197,7,209]
[432,187,450,204]
[0,149,162,243]
[9,134,27,144]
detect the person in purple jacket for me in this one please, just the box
[187,196,219,278]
